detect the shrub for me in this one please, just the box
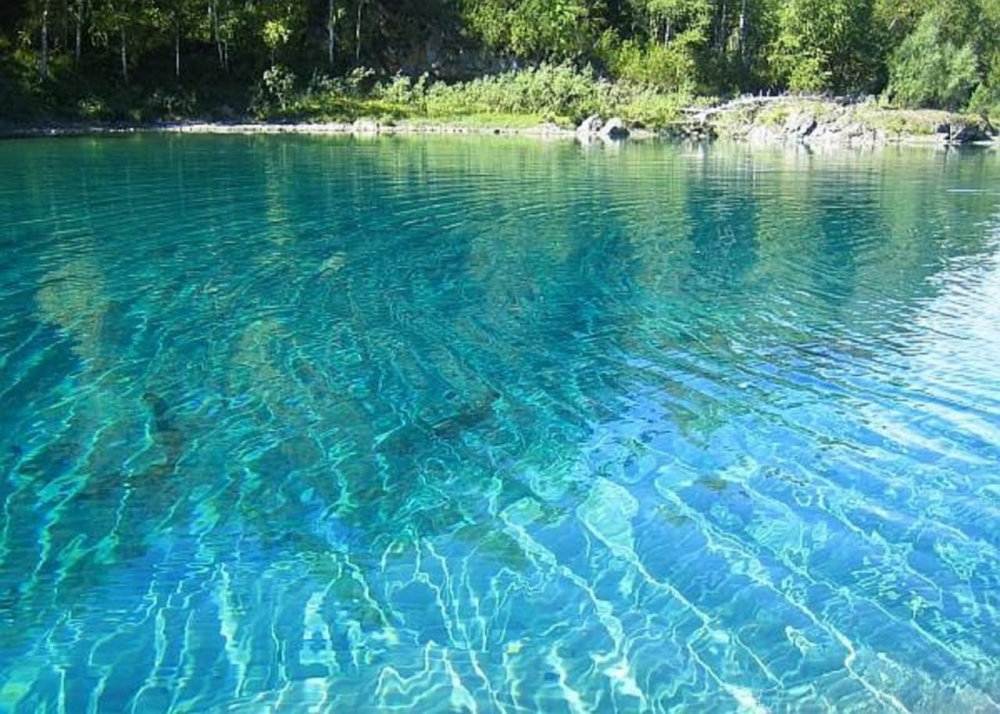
[602,37,699,93]
[260,63,689,129]
[967,52,1000,120]
[252,64,296,116]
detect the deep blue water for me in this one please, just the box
[1,135,999,713]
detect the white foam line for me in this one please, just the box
[503,513,707,711]
[125,607,168,714]
[684,641,768,714]
[425,540,467,643]
[30,610,73,714]
[269,599,286,684]
[300,584,338,673]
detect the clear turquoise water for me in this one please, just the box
[1,135,999,713]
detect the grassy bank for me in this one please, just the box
[1,61,701,131]
[250,65,702,131]
[2,61,996,146]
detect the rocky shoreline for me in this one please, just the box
[0,118,593,140]
[669,96,997,146]
[1,97,995,146]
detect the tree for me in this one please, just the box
[766,0,882,92]
[148,0,202,79]
[462,0,601,64]
[39,0,49,79]
[885,7,979,108]
[638,0,711,46]
[326,0,345,68]
[69,0,87,64]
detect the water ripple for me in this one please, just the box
[1,136,999,713]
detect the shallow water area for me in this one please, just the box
[1,135,1000,713]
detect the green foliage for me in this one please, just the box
[602,36,699,92]
[967,83,1000,119]
[253,64,296,115]
[885,9,979,109]
[0,0,998,122]
[968,51,1000,118]
[422,63,609,120]
[462,0,598,63]
[758,104,790,126]
[635,0,712,43]
[767,0,882,93]
[262,20,292,54]
[254,63,687,128]
[608,84,690,126]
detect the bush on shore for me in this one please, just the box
[259,63,695,129]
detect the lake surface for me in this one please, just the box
[1,135,999,713]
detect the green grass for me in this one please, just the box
[254,64,690,130]
[402,113,559,129]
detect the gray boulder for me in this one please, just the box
[577,114,603,137]
[950,122,988,143]
[352,118,380,135]
[784,111,817,139]
[599,117,630,140]
[938,121,992,144]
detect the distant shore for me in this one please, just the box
[2,97,995,147]
[0,118,648,140]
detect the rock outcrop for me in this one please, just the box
[936,121,995,144]
[576,114,603,138]
[599,117,630,140]
[576,114,631,142]
[679,96,996,147]
[351,118,380,135]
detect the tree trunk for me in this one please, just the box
[175,26,181,78]
[120,26,128,84]
[328,0,336,68]
[74,0,82,64]
[716,0,727,53]
[355,0,363,66]
[40,0,50,80]
[739,0,748,63]
[211,0,224,70]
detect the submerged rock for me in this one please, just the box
[318,252,347,276]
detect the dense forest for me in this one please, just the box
[1,0,999,123]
